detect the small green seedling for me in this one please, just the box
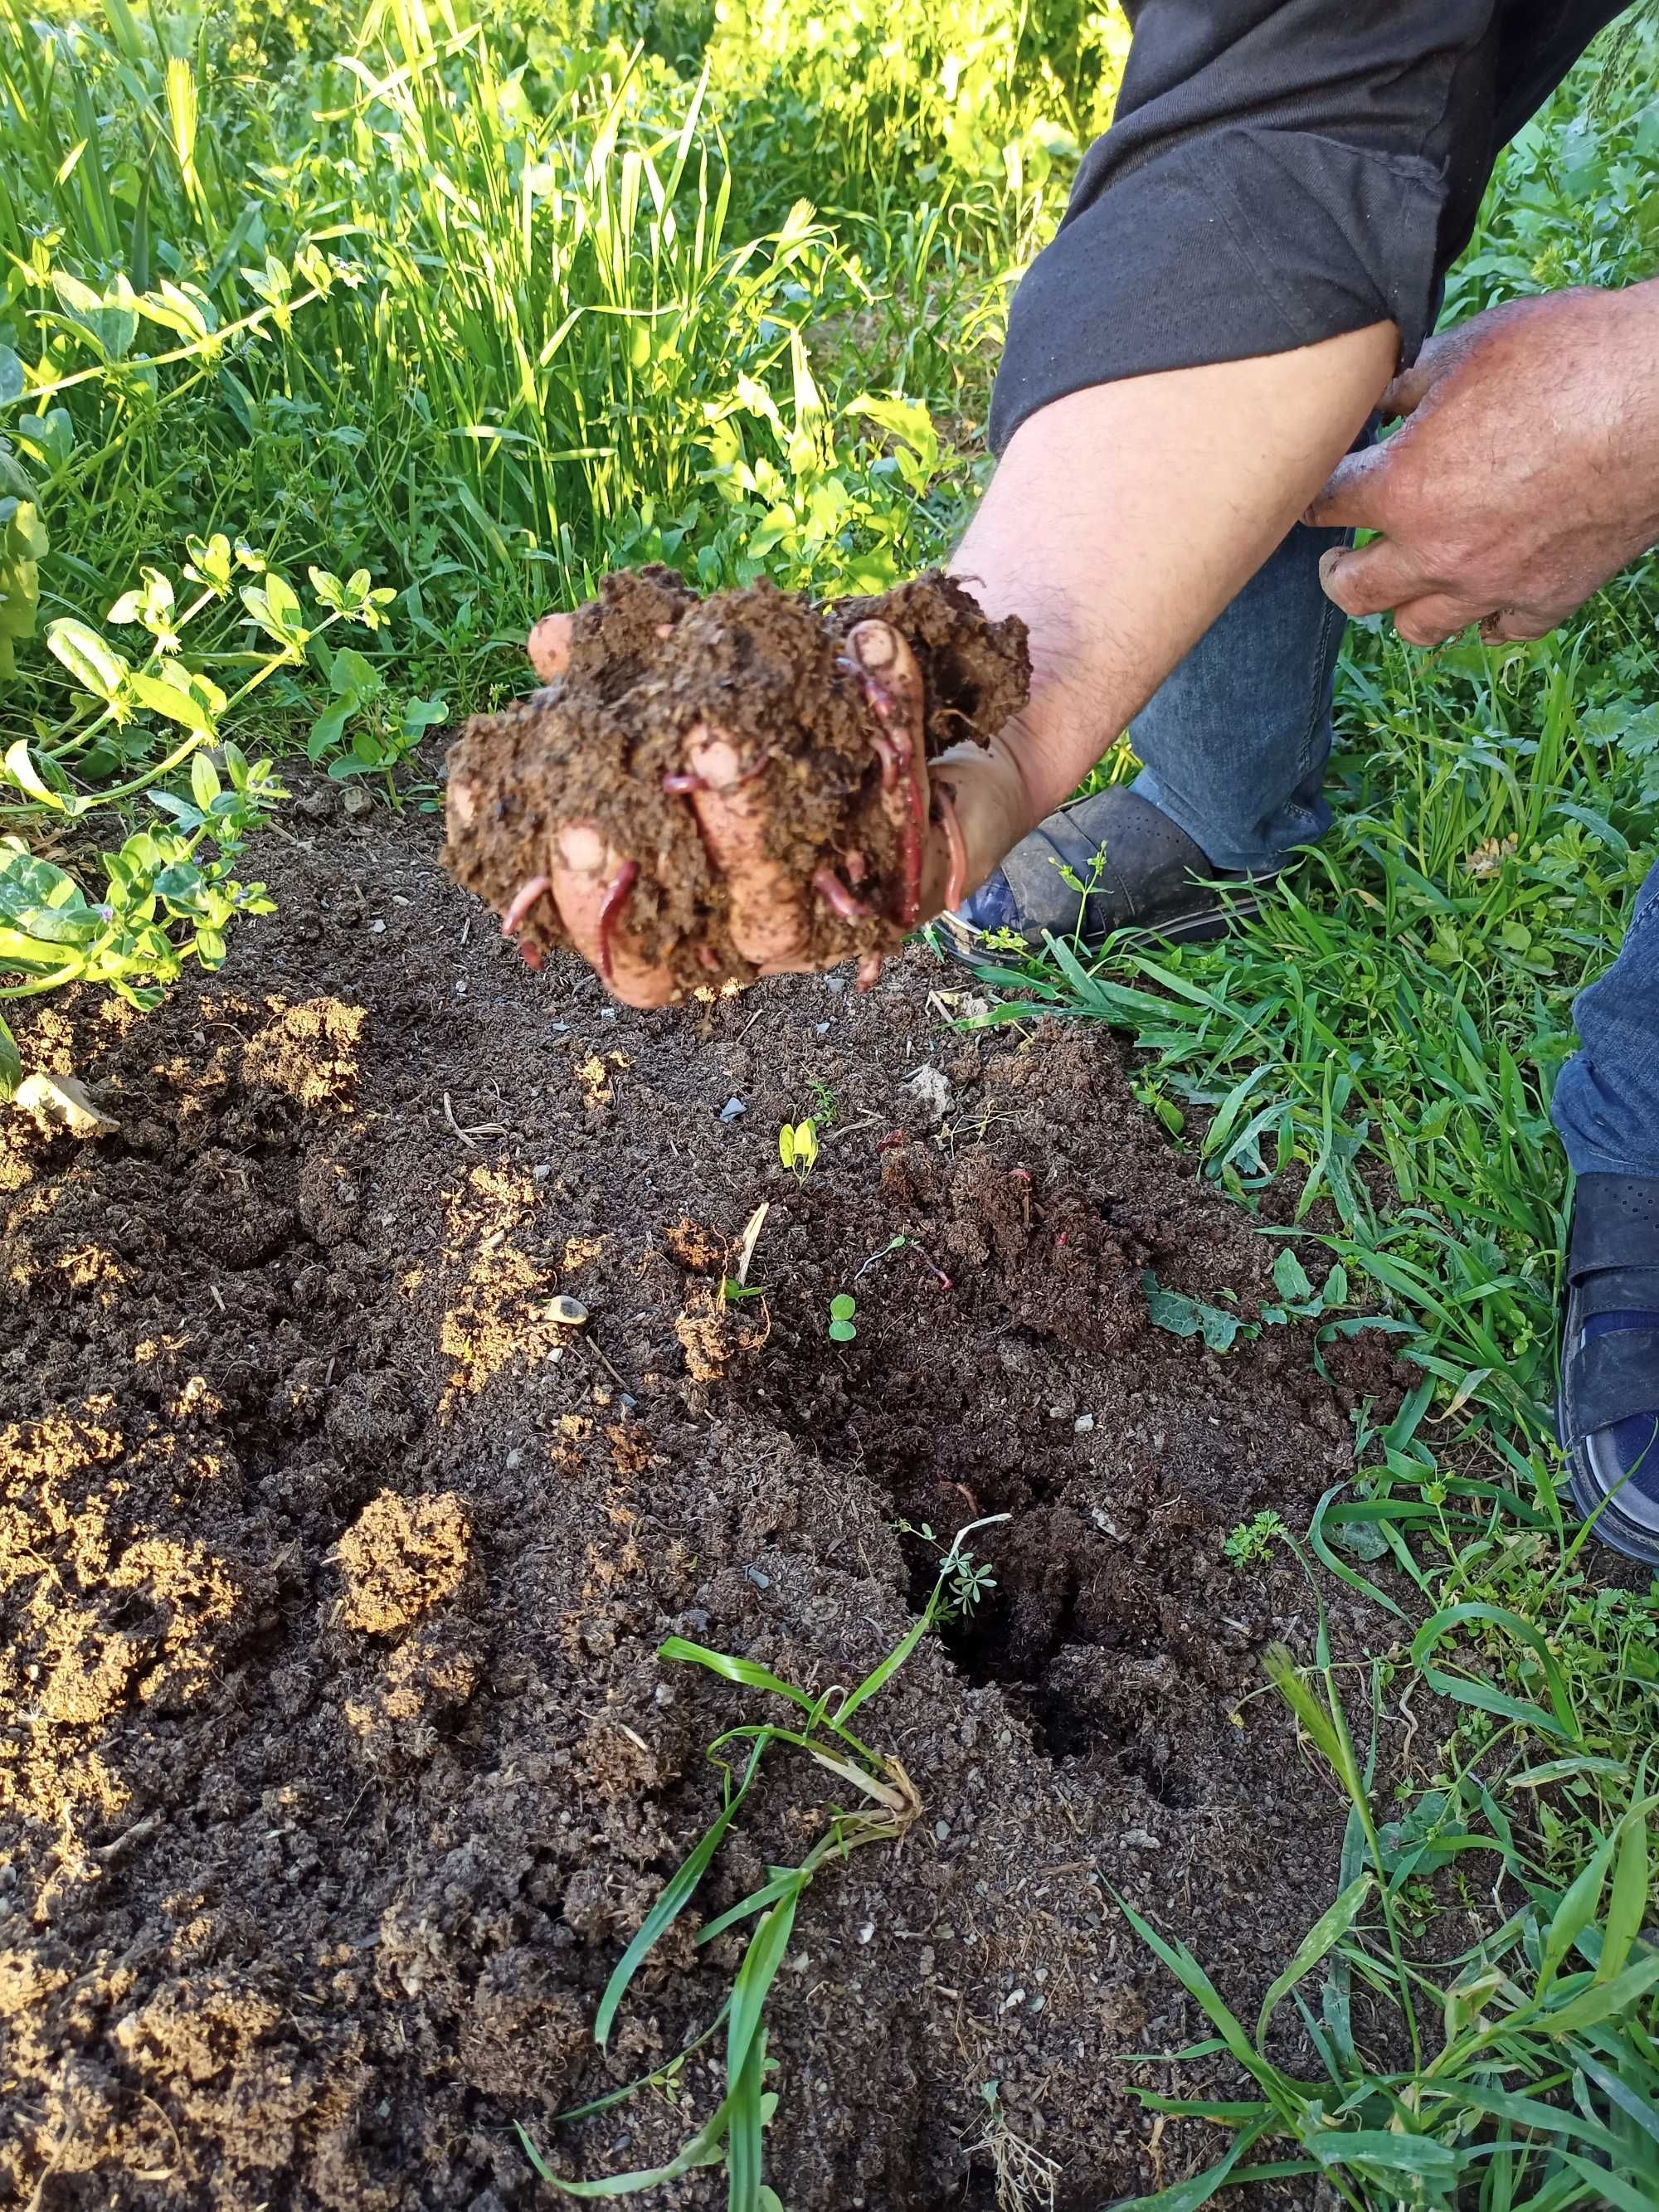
[1224,1510,1289,1568]
[827,1292,857,1342]
[777,1116,819,1180]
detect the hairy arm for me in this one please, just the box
[935,323,1399,893]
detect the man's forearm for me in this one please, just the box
[941,323,1398,892]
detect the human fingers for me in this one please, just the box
[1480,605,1567,644]
[527,611,575,683]
[1378,328,1462,421]
[841,618,933,928]
[544,820,679,1009]
[1317,537,1438,620]
[1302,442,1398,531]
[680,727,812,973]
[1391,593,1491,649]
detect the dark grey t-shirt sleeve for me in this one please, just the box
[988,0,1618,453]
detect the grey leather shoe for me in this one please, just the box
[936,785,1277,962]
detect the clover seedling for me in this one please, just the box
[827,1292,857,1343]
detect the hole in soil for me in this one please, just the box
[1117,1740,1201,1811]
[1009,1680,1106,1764]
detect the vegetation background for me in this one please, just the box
[3,2,1659,2204]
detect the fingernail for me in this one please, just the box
[1318,548,1344,585]
[557,823,607,872]
[853,622,896,672]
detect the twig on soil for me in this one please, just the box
[441,1091,508,1145]
[816,1112,881,1147]
[732,1201,770,1286]
[578,1334,630,1393]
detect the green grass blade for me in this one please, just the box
[1255,1874,1374,2050]
[593,1736,766,2048]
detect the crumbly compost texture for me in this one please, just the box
[441,568,1030,989]
[0,782,1418,2212]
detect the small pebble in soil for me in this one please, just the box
[1074,1413,1095,1432]
[1121,1827,1161,1851]
[720,1096,747,1121]
[745,1566,771,1589]
[546,1295,588,1325]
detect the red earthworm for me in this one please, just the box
[500,874,550,937]
[813,866,869,923]
[842,652,924,926]
[868,729,902,789]
[596,860,640,985]
[934,780,967,913]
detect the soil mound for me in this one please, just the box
[0,789,1402,2210]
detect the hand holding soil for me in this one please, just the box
[442,569,1029,1006]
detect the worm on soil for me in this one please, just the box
[596,860,640,984]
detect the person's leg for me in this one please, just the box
[1130,509,1351,873]
[1552,862,1659,1563]
[946,506,1354,950]
[1552,863,1659,1178]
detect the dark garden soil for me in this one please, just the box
[444,569,1029,992]
[1,785,1408,2212]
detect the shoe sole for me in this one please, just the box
[933,887,1272,971]
[1556,1278,1659,1566]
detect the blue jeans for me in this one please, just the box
[1132,517,1659,1180]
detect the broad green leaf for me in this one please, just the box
[129,671,214,737]
[46,618,130,703]
[0,1014,19,1096]
[1143,1269,1244,1353]
[3,740,66,809]
[1272,1247,1314,1303]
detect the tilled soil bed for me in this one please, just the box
[1,787,1404,2211]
